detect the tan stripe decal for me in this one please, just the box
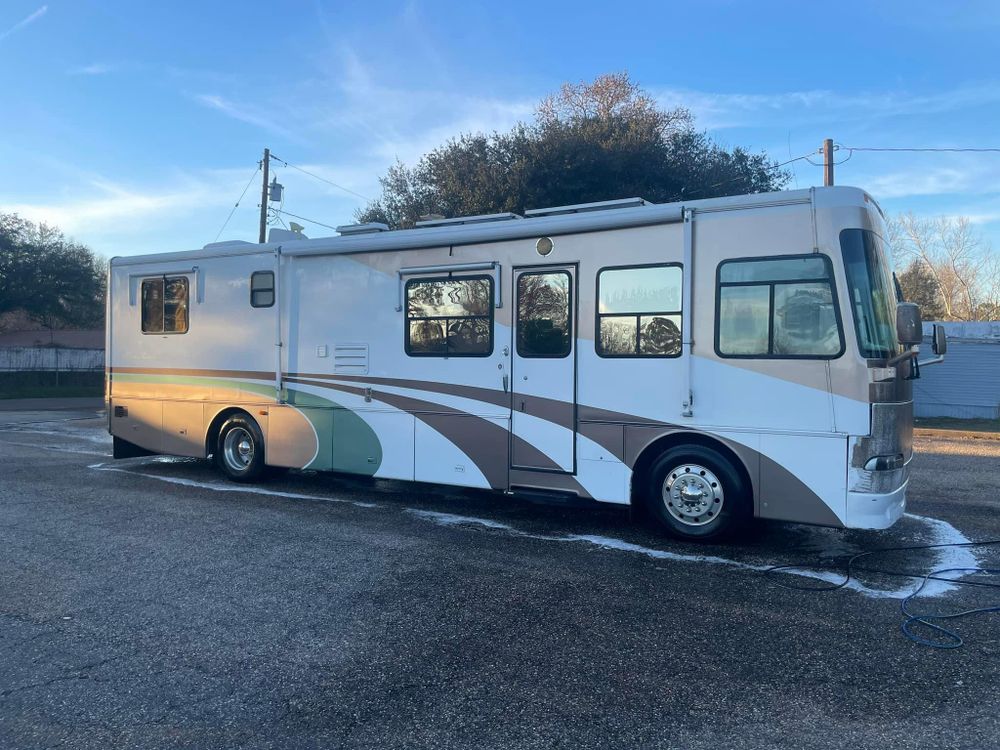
[111,366,275,380]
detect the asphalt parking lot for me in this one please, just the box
[1,407,998,750]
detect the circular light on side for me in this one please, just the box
[535,236,554,256]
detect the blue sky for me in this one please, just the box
[2,0,999,258]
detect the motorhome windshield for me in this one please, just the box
[840,228,899,359]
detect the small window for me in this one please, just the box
[516,271,572,358]
[405,275,493,356]
[596,264,682,357]
[716,255,843,358]
[141,276,188,334]
[251,271,275,308]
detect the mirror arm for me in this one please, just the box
[887,349,918,367]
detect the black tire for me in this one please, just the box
[215,414,266,483]
[644,444,750,541]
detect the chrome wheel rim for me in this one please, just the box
[662,463,724,527]
[223,427,254,472]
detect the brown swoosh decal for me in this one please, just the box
[285,376,581,491]
[290,372,578,431]
[290,372,509,410]
[114,367,652,461]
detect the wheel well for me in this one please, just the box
[205,407,252,458]
[629,431,754,506]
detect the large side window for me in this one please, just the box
[250,271,275,308]
[716,255,843,358]
[141,276,189,334]
[516,271,572,358]
[405,275,493,356]
[596,264,682,357]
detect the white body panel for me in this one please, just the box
[107,186,911,531]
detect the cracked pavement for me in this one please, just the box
[1,408,998,749]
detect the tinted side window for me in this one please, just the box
[141,278,164,333]
[251,271,275,308]
[141,276,189,334]
[516,271,571,357]
[597,265,682,357]
[405,276,493,356]
[716,256,842,358]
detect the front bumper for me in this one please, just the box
[844,476,908,529]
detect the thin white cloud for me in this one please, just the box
[0,4,47,42]
[865,167,974,200]
[0,161,374,255]
[194,94,297,140]
[654,83,1000,130]
[190,45,533,168]
[2,169,255,237]
[313,46,534,164]
[69,62,117,76]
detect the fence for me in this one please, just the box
[0,346,104,396]
[0,346,104,372]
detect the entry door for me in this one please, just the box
[510,266,577,472]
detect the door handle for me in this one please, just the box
[520,400,526,412]
[502,374,509,393]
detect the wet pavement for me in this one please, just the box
[1,408,998,749]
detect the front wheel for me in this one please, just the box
[644,445,750,541]
[216,415,266,483]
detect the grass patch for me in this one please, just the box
[0,371,103,399]
[0,385,103,399]
[914,417,1000,434]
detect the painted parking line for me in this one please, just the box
[88,462,379,508]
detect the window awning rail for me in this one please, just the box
[396,262,501,311]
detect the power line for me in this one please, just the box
[677,151,816,202]
[213,164,261,242]
[268,153,371,202]
[272,207,340,232]
[844,146,1000,153]
[804,148,854,168]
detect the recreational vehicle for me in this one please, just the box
[105,186,946,539]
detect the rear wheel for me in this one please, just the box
[216,414,266,483]
[644,445,750,541]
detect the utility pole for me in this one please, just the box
[258,147,270,243]
[822,138,835,186]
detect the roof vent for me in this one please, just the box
[525,197,650,218]
[336,222,390,236]
[415,212,523,228]
[202,239,255,250]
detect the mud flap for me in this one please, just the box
[113,435,158,459]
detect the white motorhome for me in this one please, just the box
[106,186,945,539]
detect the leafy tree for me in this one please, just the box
[0,212,106,330]
[357,73,789,229]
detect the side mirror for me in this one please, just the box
[932,324,947,355]
[895,302,922,346]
